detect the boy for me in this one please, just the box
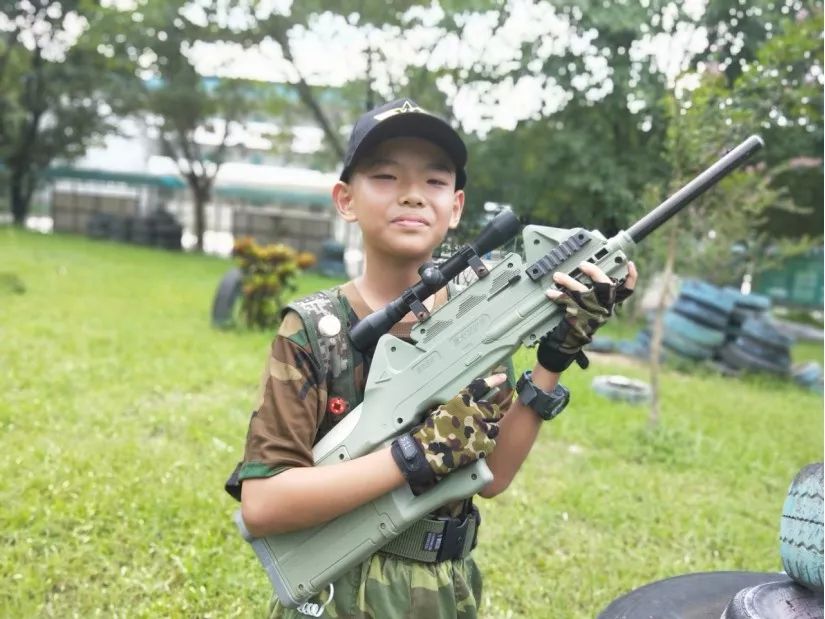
[234,99,637,618]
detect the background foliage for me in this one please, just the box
[232,237,316,329]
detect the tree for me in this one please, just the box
[247,1,439,163]
[638,5,822,283]
[696,0,823,235]
[455,0,699,235]
[639,5,822,427]
[91,0,264,250]
[0,1,126,225]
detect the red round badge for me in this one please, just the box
[327,397,348,416]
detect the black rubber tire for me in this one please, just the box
[734,336,792,370]
[680,280,736,315]
[741,317,794,351]
[153,223,182,250]
[597,571,789,619]
[130,218,155,246]
[108,215,133,242]
[723,286,772,312]
[672,296,732,331]
[792,362,824,394]
[721,579,823,619]
[591,375,652,404]
[663,329,716,360]
[781,463,824,592]
[588,336,618,353]
[211,268,243,328]
[664,310,727,347]
[719,343,790,375]
[86,212,114,239]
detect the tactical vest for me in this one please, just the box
[285,287,365,445]
[224,286,360,501]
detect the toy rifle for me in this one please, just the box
[234,135,764,607]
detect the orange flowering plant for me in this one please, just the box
[232,237,317,329]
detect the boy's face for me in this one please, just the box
[333,137,464,263]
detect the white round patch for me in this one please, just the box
[318,314,341,338]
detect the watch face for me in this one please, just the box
[543,396,567,420]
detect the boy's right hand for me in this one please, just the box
[391,374,506,492]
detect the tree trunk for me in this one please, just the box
[189,177,210,251]
[10,168,29,226]
[268,20,345,159]
[648,227,678,428]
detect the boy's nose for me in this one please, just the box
[399,192,425,207]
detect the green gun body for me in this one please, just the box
[234,136,765,608]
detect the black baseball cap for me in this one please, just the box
[339,98,467,189]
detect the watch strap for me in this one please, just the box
[391,434,437,494]
[516,371,570,421]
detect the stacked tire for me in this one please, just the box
[86,212,114,239]
[108,214,133,243]
[598,463,825,619]
[660,279,733,361]
[130,216,155,245]
[721,462,824,619]
[614,329,667,362]
[719,315,793,376]
[723,286,772,341]
[86,209,182,251]
[651,280,793,375]
[150,210,183,251]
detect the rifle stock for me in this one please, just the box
[235,135,764,607]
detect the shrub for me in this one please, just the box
[232,237,316,329]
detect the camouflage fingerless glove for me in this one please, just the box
[391,378,502,495]
[538,279,633,372]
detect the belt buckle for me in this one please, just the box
[435,513,471,562]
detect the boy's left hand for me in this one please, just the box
[536,261,638,373]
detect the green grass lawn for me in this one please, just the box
[1,228,822,618]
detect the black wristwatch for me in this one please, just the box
[515,370,570,421]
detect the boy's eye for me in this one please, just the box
[372,174,395,180]
[428,178,449,186]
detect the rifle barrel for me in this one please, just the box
[625,135,764,244]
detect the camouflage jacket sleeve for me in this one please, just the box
[238,311,327,480]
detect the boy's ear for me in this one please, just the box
[332,181,358,222]
[448,189,465,229]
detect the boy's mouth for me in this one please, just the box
[391,216,429,228]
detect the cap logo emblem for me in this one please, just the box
[374,100,425,121]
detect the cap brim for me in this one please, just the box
[341,112,467,189]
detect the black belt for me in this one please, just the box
[379,506,480,563]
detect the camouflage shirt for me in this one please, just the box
[239,281,515,619]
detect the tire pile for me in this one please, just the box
[599,279,823,391]
[598,462,824,619]
[87,210,183,250]
[665,280,791,375]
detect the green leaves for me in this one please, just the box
[0,1,126,223]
